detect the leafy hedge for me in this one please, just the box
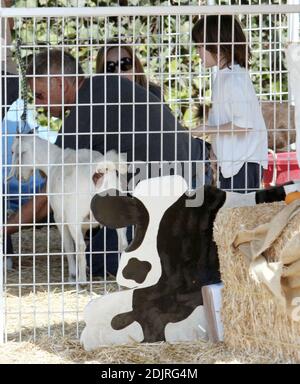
[12,0,290,131]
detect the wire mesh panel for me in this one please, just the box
[0,1,300,343]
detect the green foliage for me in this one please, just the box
[36,108,63,131]
[12,0,290,131]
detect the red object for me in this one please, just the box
[263,151,300,187]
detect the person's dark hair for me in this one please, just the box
[96,39,148,88]
[26,49,85,84]
[192,15,251,68]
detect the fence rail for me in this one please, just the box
[0,4,300,17]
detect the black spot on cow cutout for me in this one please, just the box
[111,311,134,331]
[122,258,152,284]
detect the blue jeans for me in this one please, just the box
[219,163,263,193]
[2,196,13,255]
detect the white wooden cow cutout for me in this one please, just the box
[81,175,300,350]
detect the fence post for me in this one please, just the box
[288,0,300,109]
[0,4,4,345]
[288,0,300,43]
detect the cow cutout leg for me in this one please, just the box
[224,182,300,209]
[164,305,208,342]
[80,289,144,350]
[112,309,166,343]
[111,311,135,330]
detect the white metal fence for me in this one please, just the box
[0,2,300,343]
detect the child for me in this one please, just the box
[191,15,268,192]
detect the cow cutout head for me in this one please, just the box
[91,175,188,289]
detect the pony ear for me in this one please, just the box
[91,190,148,229]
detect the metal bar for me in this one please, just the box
[0,11,3,345]
[1,5,300,18]
[288,0,300,42]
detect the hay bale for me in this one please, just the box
[214,202,300,363]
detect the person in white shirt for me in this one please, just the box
[191,15,268,192]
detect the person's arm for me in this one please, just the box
[6,190,49,235]
[191,122,250,137]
